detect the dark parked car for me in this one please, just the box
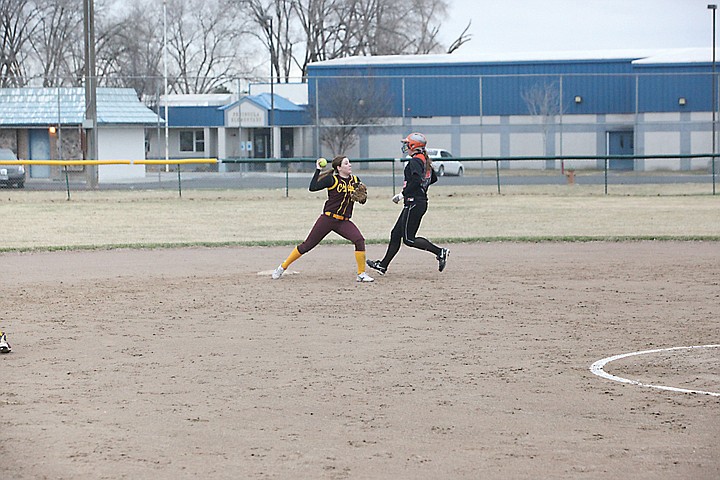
[0,148,25,188]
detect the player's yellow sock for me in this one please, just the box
[282,247,302,269]
[355,251,366,275]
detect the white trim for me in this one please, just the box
[590,345,720,397]
[310,49,696,68]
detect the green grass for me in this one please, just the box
[0,185,718,251]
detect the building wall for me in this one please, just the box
[0,129,18,153]
[98,127,147,182]
[146,127,214,161]
[335,115,714,171]
[307,54,714,171]
[145,108,713,172]
[140,57,716,172]
[46,127,86,182]
[347,108,713,172]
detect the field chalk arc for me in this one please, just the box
[590,345,720,397]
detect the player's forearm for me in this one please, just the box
[309,170,333,191]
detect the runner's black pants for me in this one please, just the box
[380,200,441,267]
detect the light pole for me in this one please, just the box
[265,17,275,161]
[163,0,169,174]
[83,0,98,188]
[710,4,717,194]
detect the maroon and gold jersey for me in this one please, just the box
[309,170,362,220]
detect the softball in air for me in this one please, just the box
[318,157,327,167]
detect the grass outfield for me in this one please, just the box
[0,185,718,251]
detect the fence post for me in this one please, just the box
[64,165,71,201]
[285,161,289,198]
[604,158,608,195]
[392,159,396,196]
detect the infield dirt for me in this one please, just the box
[0,242,718,479]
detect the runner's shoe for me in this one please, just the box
[437,248,449,272]
[0,332,11,354]
[366,260,386,275]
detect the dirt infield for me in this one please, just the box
[1,242,718,479]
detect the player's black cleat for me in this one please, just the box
[437,248,449,272]
[366,259,387,275]
[0,332,11,354]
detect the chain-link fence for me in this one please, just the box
[1,71,719,195]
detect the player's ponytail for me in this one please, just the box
[419,151,432,178]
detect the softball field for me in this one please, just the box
[0,186,718,479]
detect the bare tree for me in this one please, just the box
[235,0,298,84]
[237,0,455,80]
[6,0,464,93]
[447,20,471,54]
[314,77,392,155]
[521,79,567,156]
[163,0,252,94]
[292,0,336,69]
[0,0,39,86]
[380,0,448,55]
[303,0,451,71]
[94,1,165,97]
[29,0,83,86]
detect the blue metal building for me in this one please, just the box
[308,49,712,117]
[306,48,715,170]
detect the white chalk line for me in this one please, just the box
[590,344,720,397]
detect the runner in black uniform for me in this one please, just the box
[272,156,374,282]
[367,133,449,275]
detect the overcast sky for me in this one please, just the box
[440,0,713,54]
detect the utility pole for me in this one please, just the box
[267,17,275,161]
[83,0,98,188]
[164,0,170,174]
[709,4,717,194]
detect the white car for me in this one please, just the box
[0,148,25,188]
[426,148,464,176]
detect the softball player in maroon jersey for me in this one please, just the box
[272,156,374,282]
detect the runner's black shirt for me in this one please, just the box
[402,152,437,202]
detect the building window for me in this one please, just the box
[179,130,205,152]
